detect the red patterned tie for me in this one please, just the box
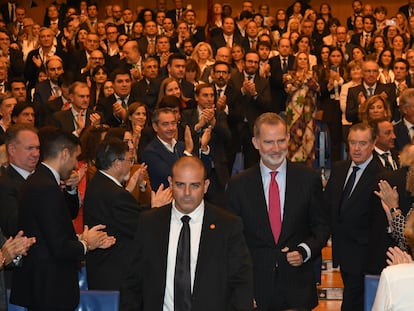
[269,171,282,243]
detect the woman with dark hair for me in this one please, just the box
[271,9,288,44]
[284,51,319,164]
[352,45,366,61]
[369,34,387,60]
[137,8,155,24]
[131,21,144,40]
[157,77,194,110]
[89,65,109,108]
[319,3,332,23]
[74,124,109,233]
[392,34,407,59]
[185,58,204,89]
[294,35,317,68]
[312,17,329,51]
[323,17,340,46]
[313,45,331,81]
[318,47,347,161]
[378,48,395,84]
[125,102,149,156]
[231,43,245,73]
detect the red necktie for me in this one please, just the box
[269,171,282,243]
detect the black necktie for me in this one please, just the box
[340,166,360,212]
[120,97,127,109]
[174,215,191,311]
[247,75,253,81]
[126,24,131,35]
[380,153,394,170]
[282,58,287,73]
[367,87,373,97]
[217,88,223,97]
[10,4,15,22]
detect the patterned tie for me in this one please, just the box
[380,152,394,170]
[367,87,373,97]
[269,171,282,243]
[174,215,191,311]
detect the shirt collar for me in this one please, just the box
[9,163,33,180]
[41,162,60,185]
[259,157,287,176]
[171,199,205,224]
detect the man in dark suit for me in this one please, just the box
[120,156,253,311]
[183,9,206,45]
[10,127,115,311]
[346,0,363,31]
[117,8,134,38]
[269,38,295,113]
[0,0,17,25]
[131,57,161,114]
[96,68,136,127]
[394,88,414,151]
[371,118,399,170]
[230,50,272,168]
[166,0,185,26]
[346,60,396,124]
[50,82,101,137]
[399,0,414,19]
[0,124,39,238]
[83,138,144,291]
[392,58,409,110]
[210,16,246,56]
[350,15,376,52]
[227,112,330,310]
[68,32,101,77]
[137,20,158,58]
[325,123,383,311]
[141,107,210,190]
[181,84,231,205]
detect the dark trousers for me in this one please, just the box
[340,270,364,311]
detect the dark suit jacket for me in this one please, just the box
[210,33,245,56]
[84,171,142,290]
[8,48,24,80]
[0,165,25,237]
[398,4,412,19]
[365,167,412,274]
[269,54,295,113]
[372,149,399,171]
[230,72,272,133]
[140,137,186,189]
[325,159,382,274]
[96,93,137,127]
[394,119,412,152]
[346,83,396,124]
[10,164,83,309]
[120,203,253,311]
[227,162,330,310]
[32,79,54,127]
[181,108,231,187]
[131,77,161,113]
[50,109,96,134]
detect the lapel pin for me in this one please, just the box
[210,224,216,230]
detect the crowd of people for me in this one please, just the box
[0,0,414,310]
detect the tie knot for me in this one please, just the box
[270,171,278,179]
[352,166,360,173]
[248,75,253,81]
[181,215,191,224]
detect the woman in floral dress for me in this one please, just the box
[284,51,319,163]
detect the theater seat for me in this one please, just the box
[7,290,27,311]
[76,290,120,311]
[78,265,88,290]
[364,274,380,311]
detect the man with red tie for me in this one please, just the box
[227,112,330,311]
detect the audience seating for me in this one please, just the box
[364,274,380,311]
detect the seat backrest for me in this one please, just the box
[364,274,380,311]
[76,290,120,311]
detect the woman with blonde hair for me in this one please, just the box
[358,94,392,124]
[190,42,215,80]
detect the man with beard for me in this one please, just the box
[226,112,330,311]
[11,127,115,310]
